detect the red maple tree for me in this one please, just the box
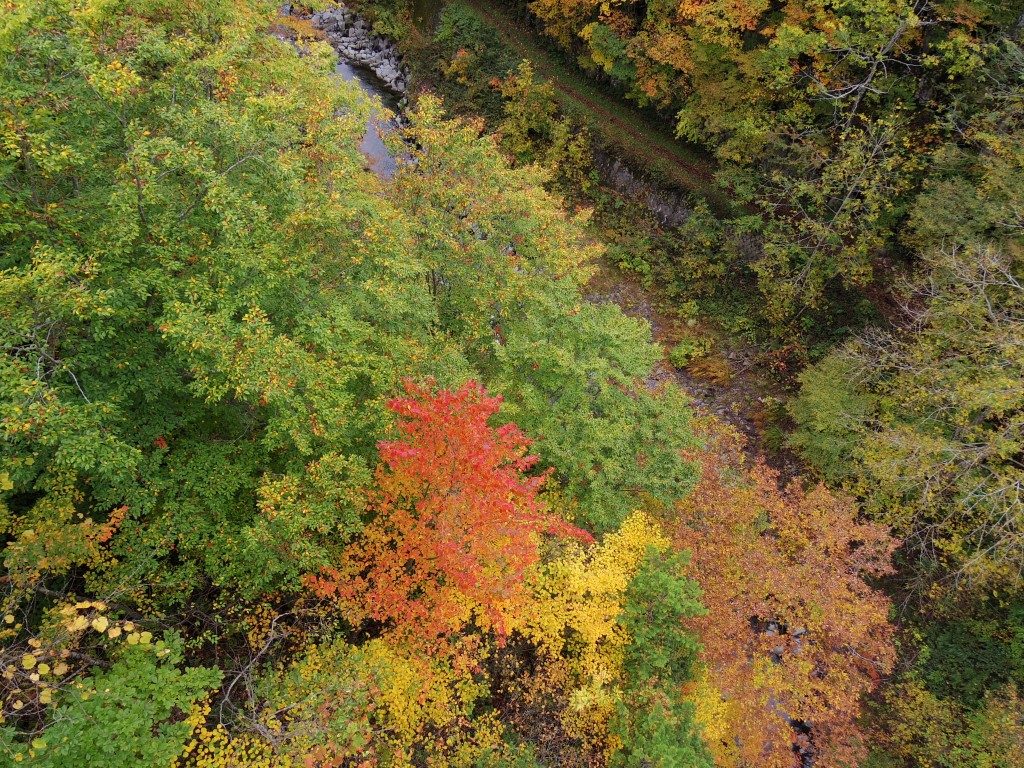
[307,380,591,643]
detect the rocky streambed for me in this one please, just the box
[306,4,410,95]
[282,3,411,177]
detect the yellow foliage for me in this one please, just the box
[84,59,143,102]
[176,700,288,768]
[508,510,669,749]
[272,14,326,43]
[257,637,503,767]
[685,669,739,768]
[514,510,667,669]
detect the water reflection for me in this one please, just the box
[335,60,400,179]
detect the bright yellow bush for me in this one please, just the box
[514,510,668,672]
[256,637,503,767]
[509,511,670,750]
[685,669,739,768]
[176,700,288,768]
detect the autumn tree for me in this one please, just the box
[308,380,591,642]
[394,97,700,532]
[497,61,595,195]
[674,422,896,768]
[522,0,1019,330]
[791,245,1024,594]
[1,0,709,756]
[501,511,710,767]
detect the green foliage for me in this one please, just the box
[871,678,1024,768]
[920,600,1024,706]
[656,202,729,300]
[1,1,704,763]
[497,60,595,195]
[788,354,876,484]
[791,245,1024,592]
[431,2,518,121]
[579,22,635,88]
[610,546,709,767]
[667,337,711,369]
[497,61,561,165]
[0,0,425,608]
[745,116,922,331]
[907,39,1024,253]
[1,639,220,766]
[396,97,699,533]
[620,547,704,687]
[609,688,713,768]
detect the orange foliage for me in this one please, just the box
[96,504,128,544]
[307,380,591,646]
[674,422,896,768]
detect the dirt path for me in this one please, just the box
[463,0,722,199]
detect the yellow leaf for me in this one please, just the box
[37,663,50,676]
[91,616,109,633]
[127,632,140,645]
[139,631,152,644]
[107,627,122,639]
[53,663,68,676]
[21,654,36,670]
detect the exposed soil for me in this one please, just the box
[585,260,805,482]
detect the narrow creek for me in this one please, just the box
[334,58,401,178]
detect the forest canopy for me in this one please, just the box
[2,0,1022,766]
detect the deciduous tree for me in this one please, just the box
[674,422,896,768]
[307,380,591,642]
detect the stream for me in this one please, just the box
[336,58,401,178]
[334,0,440,177]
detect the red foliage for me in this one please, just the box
[307,380,591,644]
[96,505,128,545]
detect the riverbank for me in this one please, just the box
[309,4,410,93]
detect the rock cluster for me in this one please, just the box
[592,150,692,228]
[307,5,408,94]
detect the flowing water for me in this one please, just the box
[335,60,401,178]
